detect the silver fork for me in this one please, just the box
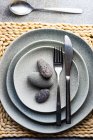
[53,47,63,126]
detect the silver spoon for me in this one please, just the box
[9,0,83,16]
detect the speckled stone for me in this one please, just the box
[37,59,53,79]
[35,89,50,103]
[28,72,53,88]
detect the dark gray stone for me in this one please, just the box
[35,89,50,103]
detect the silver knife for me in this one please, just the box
[64,35,73,124]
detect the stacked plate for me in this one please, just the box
[0,29,93,134]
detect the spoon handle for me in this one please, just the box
[36,7,83,14]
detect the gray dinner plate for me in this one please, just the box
[13,45,79,113]
[6,40,88,124]
[0,29,93,134]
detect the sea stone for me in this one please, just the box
[37,59,53,79]
[35,89,50,103]
[28,72,53,88]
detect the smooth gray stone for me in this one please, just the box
[37,59,53,79]
[28,72,54,88]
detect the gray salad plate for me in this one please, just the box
[6,40,88,124]
[0,29,93,134]
[13,45,79,113]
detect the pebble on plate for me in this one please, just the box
[35,89,50,103]
[28,72,54,88]
[37,59,53,79]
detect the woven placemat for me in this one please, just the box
[0,22,93,138]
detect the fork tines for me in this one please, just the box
[54,47,63,64]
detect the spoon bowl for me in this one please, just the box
[9,1,33,15]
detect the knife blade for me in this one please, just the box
[64,35,73,124]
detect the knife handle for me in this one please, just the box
[66,76,71,124]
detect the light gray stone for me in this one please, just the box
[28,72,54,88]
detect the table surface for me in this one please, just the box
[0,0,93,24]
[0,0,93,139]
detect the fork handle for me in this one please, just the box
[56,85,61,126]
[66,77,71,124]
